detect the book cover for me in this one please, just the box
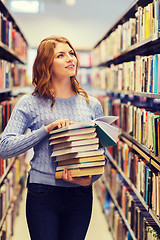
[50,122,95,135]
[151,115,160,156]
[51,137,99,151]
[158,54,160,93]
[149,56,153,93]
[51,143,99,157]
[50,116,119,147]
[49,132,97,145]
[56,160,105,171]
[158,118,160,157]
[154,116,160,156]
[57,154,105,165]
[49,127,96,140]
[55,149,104,162]
[153,54,158,93]
[55,166,104,179]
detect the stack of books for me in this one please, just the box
[49,116,119,179]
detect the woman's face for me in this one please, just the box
[52,42,77,79]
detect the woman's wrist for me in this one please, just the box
[45,125,50,133]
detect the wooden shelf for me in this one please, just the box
[120,132,160,171]
[0,1,27,45]
[95,0,158,48]
[0,88,11,95]
[0,42,26,64]
[105,89,160,99]
[105,150,160,228]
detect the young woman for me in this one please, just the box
[0,35,104,240]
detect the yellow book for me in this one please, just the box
[143,6,146,40]
[57,155,105,166]
[145,5,150,39]
[55,166,104,179]
[149,3,153,36]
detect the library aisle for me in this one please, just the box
[10,185,113,240]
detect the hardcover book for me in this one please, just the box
[55,166,105,179]
[50,116,119,147]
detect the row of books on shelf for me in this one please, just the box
[0,158,10,178]
[99,96,160,157]
[92,0,160,65]
[0,181,24,240]
[106,201,133,240]
[95,176,160,240]
[95,179,132,240]
[0,97,18,134]
[77,68,91,85]
[0,60,27,90]
[0,12,27,60]
[77,51,92,68]
[106,144,160,219]
[49,116,119,179]
[0,154,27,240]
[91,53,160,94]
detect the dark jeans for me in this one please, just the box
[26,183,93,240]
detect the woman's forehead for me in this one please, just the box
[54,42,72,53]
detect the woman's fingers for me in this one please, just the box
[62,169,92,186]
[45,118,76,133]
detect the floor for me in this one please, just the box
[10,186,113,240]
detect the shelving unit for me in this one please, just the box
[0,1,28,239]
[92,0,160,239]
[76,50,92,89]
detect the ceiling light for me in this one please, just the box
[65,0,76,6]
[10,0,40,13]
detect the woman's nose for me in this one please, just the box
[66,54,72,61]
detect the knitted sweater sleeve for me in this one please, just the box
[0,95,48,159]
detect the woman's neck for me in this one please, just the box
[52,77,75,98]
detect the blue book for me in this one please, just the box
[154,54,158,93]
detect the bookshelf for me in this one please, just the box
[77,50,92,88]
[92,0,160,239]
[0,1,28,239]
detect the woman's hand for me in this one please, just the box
[45,119,76,133]
[62,168,92,186]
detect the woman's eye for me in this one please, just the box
[70,52,75,56]
[57,54,63,58]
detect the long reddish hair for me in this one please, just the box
[32,35,89,107]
